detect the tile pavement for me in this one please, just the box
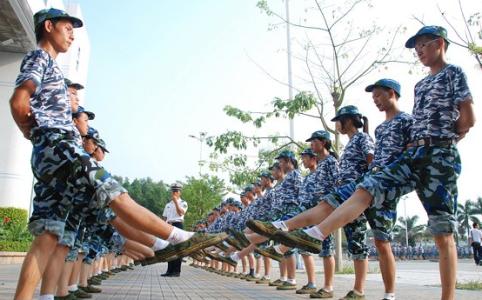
[1,260,481,299]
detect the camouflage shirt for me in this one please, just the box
[411,64,472,141]
[16,49,75,133]
[314,155,339,200]
[250,187,274,220]
[338,132,374,185]
[272,169,302,210]
[299,155,339,210]
[371,112,413,168]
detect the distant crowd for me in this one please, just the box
[368,244,474,260]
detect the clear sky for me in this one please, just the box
[75,0,481,225]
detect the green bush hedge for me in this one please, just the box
[0,207,28,227]
[0,240,31,252]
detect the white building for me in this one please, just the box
[0,0,90,214]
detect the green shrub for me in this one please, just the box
[0,207,32,247]
[0,240,31,252]
[0,207,28,227]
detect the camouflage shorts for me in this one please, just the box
[319,234,335,257]
[359,145,460,235]
[65,247,79,262]
[59,229,77,247]
[109,231,126,253]
[324,175,403,242]
[343,214,369,260]
[28,129,126,238]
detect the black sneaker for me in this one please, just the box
[72,289,92,298]
[161,272,180,277]
[296,284,317,294]
[79,285,102,293]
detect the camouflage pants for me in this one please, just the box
[359,145,460,235]
[29,128,126,238]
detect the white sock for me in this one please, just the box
[166,227,195,245]
[384,293,395,300]
[286,278,296,284]
[272,221,289,231]
[68,284,78,292]
[39,295,54,300]
[324,286,333,292]
[230,252,240,262]
[273,245,284,254]
[152,238,170,251]
[264,275,270,279]
[280,276,287,282]
[304,226,325,241]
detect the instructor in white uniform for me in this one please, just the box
[161,183,188,277]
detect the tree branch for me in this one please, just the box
[245,51,303,93]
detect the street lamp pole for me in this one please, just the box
[285,0,294,140]
[403,196,409,247]
[188,132,207,175]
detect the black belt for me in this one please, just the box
[406,138,456,148]
[168,221,183,224]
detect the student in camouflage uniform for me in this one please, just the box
[249,131,339,296]
[9,8,226,299]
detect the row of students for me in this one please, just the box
[243,25,474,300]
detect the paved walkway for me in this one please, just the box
[1,259,481,299]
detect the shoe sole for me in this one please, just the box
[277,286,297,290]
[225,238,243,250]
[166,233,229,262]
[246,220,278,238]
[276,231,320,254]
[231,231,251,248]
[253,248,283,262]
[296,289,317,294]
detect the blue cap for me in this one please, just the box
[244,184,255,193]
[405,25,449,48]
[84,127,99,140]
[275,149,296,160]
[260,171,274,180]
[306,130,331,142]
[64,78,84,90]
[96,138,109,153]
[268,162,280,170]
[232,201,243,209]
[365,79,401,97]
[224,197,235,205]
[73,106,95,120]
[301,148,316,157]
[34,8,83,29]
[331,105,361,122]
